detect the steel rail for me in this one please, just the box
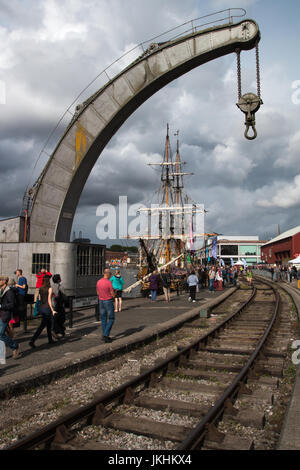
[6,283,259,450]
[177,279,280,450]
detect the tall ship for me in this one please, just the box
[124,124,206,294]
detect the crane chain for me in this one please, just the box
[236,42,262,140]
[255,41,261,100]
[236,48,242,101]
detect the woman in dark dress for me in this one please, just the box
[29,275,56,348]
[52,274,67,338]
[149,271,159,302]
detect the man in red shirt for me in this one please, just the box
[34,268,52,302]
[96,268,115,343]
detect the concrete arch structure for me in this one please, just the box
[29,19,260,242]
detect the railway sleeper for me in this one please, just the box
[223,408,266,429]
[248,375,279,387]
[99,413,193,442]
[185,358,282,377]
[210,341,256,349]
[228,326,267,333]
[202,434,254,450]
[52,437,116,451]
[169,367,234,384]
[222,328,266,334]
[133,396,211,418]
[233,320,270,325]
[204,347,254,355]
[181,359,246,373]
[157,377,224,395]
[266,331,293,339]
[238,388,274,405]
[217,334,262,341]
[193,351,249,361]
[237,312,273,317]
[256,357,285,367]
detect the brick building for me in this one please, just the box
[261,226,300,265]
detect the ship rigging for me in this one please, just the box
[126,125,206,276]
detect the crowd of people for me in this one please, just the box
[3,260,299,354]
[269,264,299,283]
[146,264,241,305]
[187,265,240,300]
[0,267,68,358]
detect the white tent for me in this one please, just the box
[233,260,244,266]
[288,255,300,264]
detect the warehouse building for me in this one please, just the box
[261,226,300,265]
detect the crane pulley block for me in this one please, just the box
[236,42,262,140]
[237,92,263,140]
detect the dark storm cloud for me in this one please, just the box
[1,0,300,244]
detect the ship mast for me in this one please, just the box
[165,124,171,266]
[125,124,205,274]
[148,123,175,267]
[171,130,194,263]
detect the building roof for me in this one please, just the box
[217,239,268,244]
[216,235,259,241]
[262,226,300,247]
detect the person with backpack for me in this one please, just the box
[51,274,67,338]
[29,275,56,348]
[0,275,21,358]
[161,269,171,302]
[110,270,125,312]
[33,267,52,316]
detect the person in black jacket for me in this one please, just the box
[161,269,171,302]
[0,275,21,358]
[51,274,67,338]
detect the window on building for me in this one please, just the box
[77,246,90,276]
[77,246,104,277]
[239,245,257,256]
[32,253,51,274]
[220,245,238,256]
[90,247,104,276]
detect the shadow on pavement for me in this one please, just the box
[113,325,146,339]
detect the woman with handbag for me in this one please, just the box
[6,279,20,339]
[29,275,56,348]
[51,274,67,337]
[0,275,21,359]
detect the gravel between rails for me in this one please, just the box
[0,311,225,448]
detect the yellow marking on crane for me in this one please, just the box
[75,124,87,169]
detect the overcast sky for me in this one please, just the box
[1,0,300,246]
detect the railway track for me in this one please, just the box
[6,276,293,451]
